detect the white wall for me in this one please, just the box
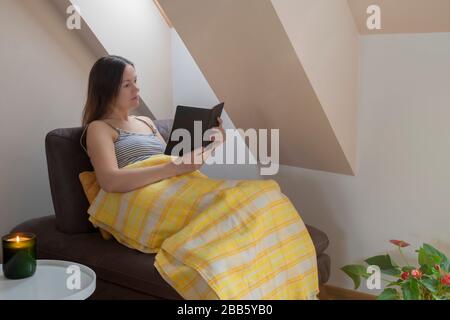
[70,0,173,119]
[0,0,96,238]
[171,29,261,180]
[271,32,450,294]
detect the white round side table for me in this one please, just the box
[0,259,96,300]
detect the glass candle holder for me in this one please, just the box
[2,232,36,279]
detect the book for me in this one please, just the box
[164,102,224,156]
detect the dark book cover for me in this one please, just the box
[164,102,224,156]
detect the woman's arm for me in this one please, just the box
[86,121,202,193]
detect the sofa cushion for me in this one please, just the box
[152,119,173,143]
[45,127,95,234]
[45,119,173,234]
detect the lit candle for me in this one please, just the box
[2,232,36,279]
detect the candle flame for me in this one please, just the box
[16,235,20,243]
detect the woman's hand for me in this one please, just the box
[168,117,225,177]
[169,146,211,176]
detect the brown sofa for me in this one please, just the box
[11,119,330,299]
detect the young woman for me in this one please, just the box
[80,55,224,193]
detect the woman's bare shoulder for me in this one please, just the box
[86,120,117,140]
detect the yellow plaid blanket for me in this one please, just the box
[84,154,319,300]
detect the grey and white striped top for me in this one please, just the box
[81,116,166,169]
[107,117,166,168]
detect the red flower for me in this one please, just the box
[441,275,450,286]
[411,269,422,279]
[401,272,409,280]
[389,240,410,248]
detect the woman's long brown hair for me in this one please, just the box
[81,55,134,126]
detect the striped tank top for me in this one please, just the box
[81,116,166,169]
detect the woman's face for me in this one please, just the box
[114,64,140,111]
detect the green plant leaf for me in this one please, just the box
[341,265,369,290]
[382,268,402,276]
[377,288,400,300]
[419,243,449,272]
[442,260,450,273]
[364,255,401,276]
[401,266,415,273]
[420,264,435,275]
[420,277,439,293]
[387,279,403,287]
[431,293,447,300]
[401,279,421,300]
[418,248,441,269]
